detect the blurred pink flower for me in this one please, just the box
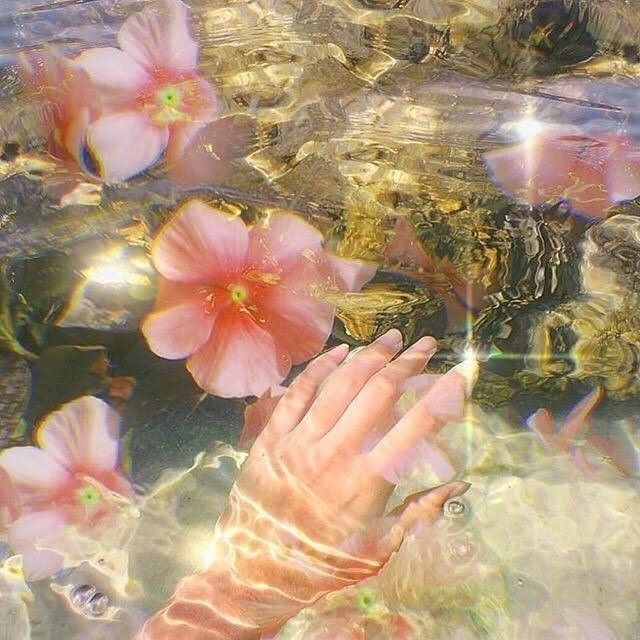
[527,388,638,476]
[142,200,376,398]
[74,0,218,181]
[484,129,640,218]
[19,51,100,169]
[0,396,133,581]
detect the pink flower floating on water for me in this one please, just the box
[20,0,218,182]
[142,200,376,398]
[0,396,133,581]
[484,128,640,218]
[75,0,218,181]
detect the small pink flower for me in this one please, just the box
[74,0,218,181]
[484,128,640,218]
[19,51,100,169]
[0,396,133,581]
[142,200,376,398]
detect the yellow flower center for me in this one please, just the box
[229,284,248,304]
[152,85,187,125]
[157,86,182,108]
[77,484,101,507]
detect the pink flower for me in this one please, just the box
[484,128,640,218]
[19,51,100,169]
[74,0,218,181]
[0,396,134,581]
[141,200,376,398]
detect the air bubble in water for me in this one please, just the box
[71,584,96,608]
[70,584,109,617]
[444,497,467,517]
[85,592,109,617]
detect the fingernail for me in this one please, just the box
[375,328,403,349]
[411,336,437,355]
[445,481,471,499]
[451,359,479,387]
[327,343,349,359]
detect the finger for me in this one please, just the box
[365,360,477,479]
[260,344,349,442]
[292,329,404,442]
[387,481,471,526]
[320,336,437,452]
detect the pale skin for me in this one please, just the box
[137,329,473,639]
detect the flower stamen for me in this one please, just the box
[229,284,248,304]
[77,484,101,507]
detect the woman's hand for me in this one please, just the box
[137,330,474,639]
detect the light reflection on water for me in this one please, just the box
[1,0,640,638]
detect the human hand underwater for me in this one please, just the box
[137,330,474,639]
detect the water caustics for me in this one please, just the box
[1,0,640,639]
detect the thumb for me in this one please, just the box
[354,481,471,563]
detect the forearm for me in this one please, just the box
[135,506,378,639]
[135,566,264,640]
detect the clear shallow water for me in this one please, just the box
[1,0,640,638]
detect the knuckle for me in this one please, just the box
[371,372,399,398]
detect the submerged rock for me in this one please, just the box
[0,355,29,443]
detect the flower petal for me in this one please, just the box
[75,47,151,99]
[167,115,251,187]
[141,279,218,359]
[0,467,19,526]
[37,396,121,474]
[22,549,65,582]
[8,510,67,581]
[321,253,376,292]
[484,132,577,207]
[563,152,610,218]
[485,132,614,218]
[239,385,287,447]
[63,107,92,166]
[187,307,291,398]
[0,447,70,504]
[118,0,198,74]
[85,111,168,181]
[151,200,249,283]
[248,213,324,271]
[606,143,640,203]
[178,74,219,128]
[256,264,336,364]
